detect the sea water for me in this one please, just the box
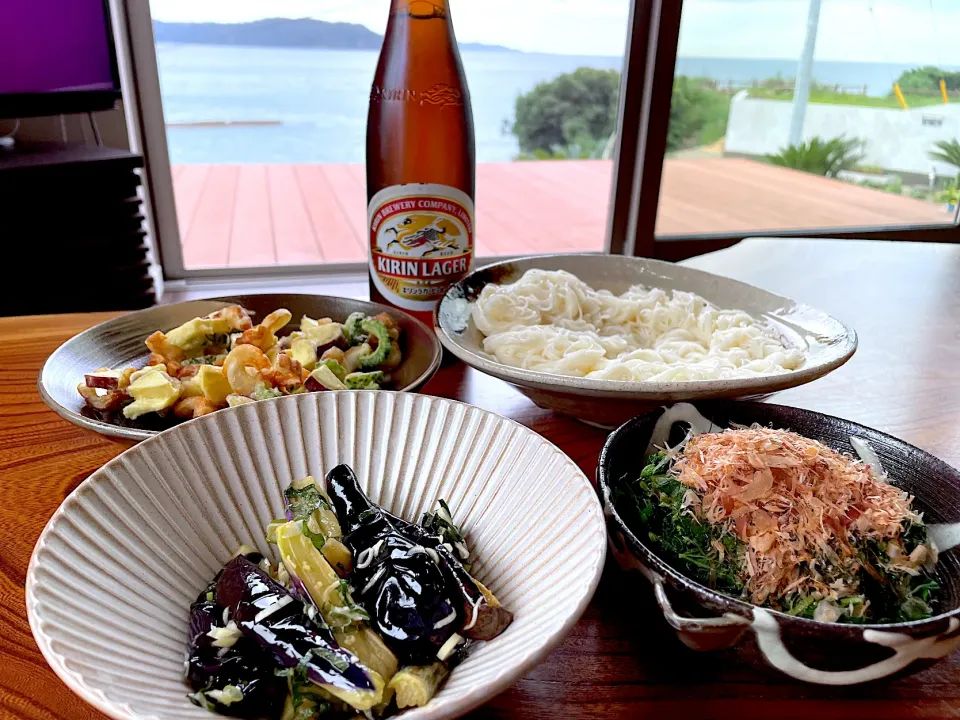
[156,43,956,165]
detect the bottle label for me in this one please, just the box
[368,183,475,312]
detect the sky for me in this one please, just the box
[150,0,960,63]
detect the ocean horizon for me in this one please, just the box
[156,43,958,164]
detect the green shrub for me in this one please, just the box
[511,68,620,155]
[510,70,730,158]
[936,181,960,205]
[767,136,866,178]
[516,134,607,161]
[668,77,731,151]
[929,139,960,180]
[895,66,960,93]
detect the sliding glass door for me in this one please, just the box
[122,0,959,280]
[137,0,632,276]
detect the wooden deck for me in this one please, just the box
[172,159,950,269]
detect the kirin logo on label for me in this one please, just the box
[382,214,465,258]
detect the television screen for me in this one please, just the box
[0,0,121,118]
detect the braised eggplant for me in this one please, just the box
[186,579,285,717]
[326,464,463,665]
[185,465,512,718]
[215,555,383,711]
[383,505,514,641]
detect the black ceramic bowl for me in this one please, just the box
[598,401,960,685]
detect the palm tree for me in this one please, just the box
[929,139,960,181]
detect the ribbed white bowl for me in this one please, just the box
[27,391,605,720]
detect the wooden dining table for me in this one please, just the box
[2,237,960,720]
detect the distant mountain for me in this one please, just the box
[153,18,518,53]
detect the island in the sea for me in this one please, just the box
[153,18,518,52]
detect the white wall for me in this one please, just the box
[725,92,960,177]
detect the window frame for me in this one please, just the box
[124,0,632,281]
[123,0,959,282]
[612,0,959,262]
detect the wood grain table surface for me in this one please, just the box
[2,238,960,720]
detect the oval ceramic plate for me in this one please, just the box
[26,391,606,720]
[39,294,442,442]
[435,254,857,427]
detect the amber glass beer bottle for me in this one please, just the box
[366,0,475,323]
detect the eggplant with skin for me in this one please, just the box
[275,520,399,684]
[215,555,383,711]
[384,506,514,642]
[186,581,286,718]
[326,465,463,665]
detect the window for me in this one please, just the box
[138,0,631,276]
[121,0,958,281]
[653,0,960,244]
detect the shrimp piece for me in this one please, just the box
[261,353,304,393]
[235,308,293,351]
[177,363,201,380]
[223,345,271,396]
[209,305,254,332]
[145,331,186,362]
[262,309,293,334]
[173,396,219,419]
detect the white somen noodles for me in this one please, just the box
[472,269,805,381]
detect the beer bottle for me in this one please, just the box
[366,0,475,323]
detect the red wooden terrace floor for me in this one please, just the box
[172,159,950,269]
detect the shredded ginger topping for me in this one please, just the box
[674,427,922,605]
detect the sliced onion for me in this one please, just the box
[645,403,720,457]
[850,437,886,482]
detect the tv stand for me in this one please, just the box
[0,142,154,315]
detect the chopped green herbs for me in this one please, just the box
[301,520,326,551]
[284,485,330,522]
[323,580,370,628]
[182,353,227,366]
[615,452,747,595]
[288,664,332,719]
[614,452,941,623]
[421,499,471,565]
[252,384,283,401]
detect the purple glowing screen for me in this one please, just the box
[0,1,117,95]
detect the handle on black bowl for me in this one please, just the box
[649,572,751,651]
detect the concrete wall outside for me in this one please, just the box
[725,93,960,178]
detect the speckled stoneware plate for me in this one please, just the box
[434,254,857,428]
[598,401,960,685]
[27,390,606,720]
[39,294,442,442]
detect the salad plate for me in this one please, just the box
[26,391,606,719]
[39,293,442,442]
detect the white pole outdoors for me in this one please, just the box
[788,0,823,147]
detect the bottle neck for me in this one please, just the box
[389,0,450,18]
